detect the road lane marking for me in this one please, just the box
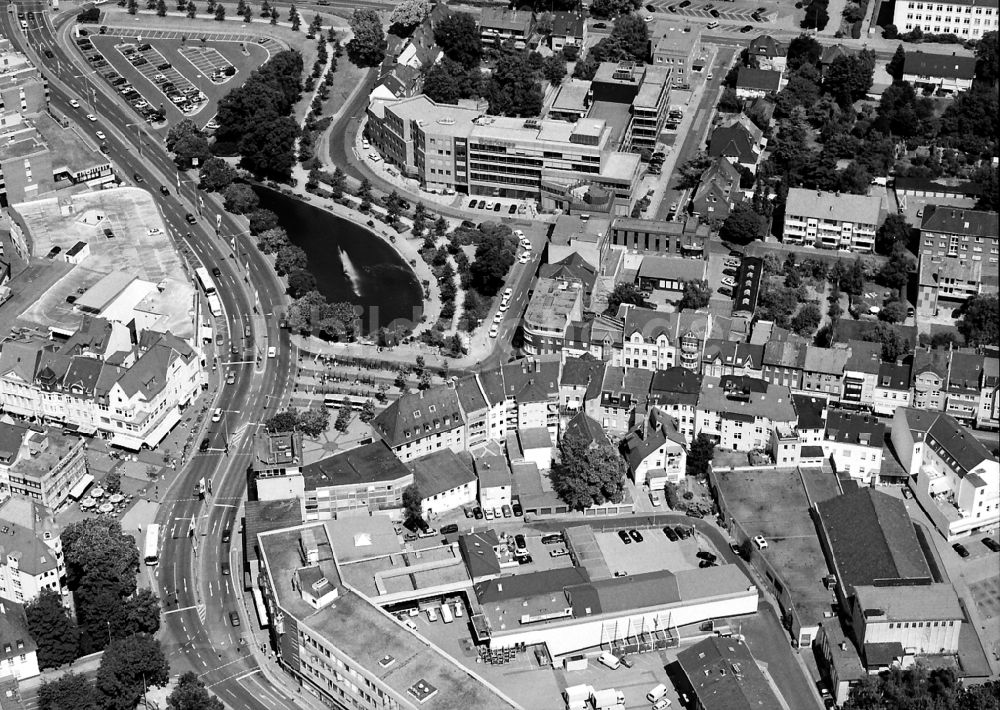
[163,605,199,615]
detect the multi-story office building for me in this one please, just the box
[0,425,87,511]
[590,61,672,153]
[0,497,64,604]
[249,431,305,502]
[783,188,883,252]
[367,95,641,206]
[301,441,414,519]
[893,0,998,40]
[0,66,48,116]
[917,254,986,316]
[919,205,998,264]
[0,115,53,206]
[651,24,702,83]
[521,277,583,356]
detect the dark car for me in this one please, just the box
[185,213,197,224]
[740,24,754,32]
[699,559,717,568]
[618,655,634,668]
[512,501,523,516]
[493,202,502,212]
[221,562,230,576]
[508,204,518,214]
[132,172,144,183]
[473,507,484,519]
[663,526,679,542]
[199,438,210,452]
[159,185,169,196]
[229,612,240,627]
[676,525,692,539]
[157,62,171,70]
[211,267,222,278]
[517,554,533,565]
[719,286,733,296]
[44,49,55,58]
[594,21,607,28]
[541,533,564,545]
[710,8,721,16]
[952,542,970,558]
[618,530,632,544]
[514,534,528,552]
[138,43,152,51]
[628,529,643,543]
[982,537,1000,552]
[222,528,231,544]
[440,523,459,535]
[468,199,479,209]
[696,550,717,562]
[646,3,657,9]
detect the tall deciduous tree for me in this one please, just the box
[95,634,170,710]
[222,183,259,214]
[38,672,100,710]
[166,119,211,168]
[167,672,224,710]
[402,484,423,524]
[552,433,627,510]
[875,214,911,255]
[605,282,647,314]
[786,33,822,69]
[434,11,482,69]
[346,9,385,67]
[677,280,711,311]
[422,57,479,104]
[974,30,998,85]
[389,0,431,33]
[720,203,765,245]
[823,49,876,106]
[957,294,999,347]
[486,51,542,117]
[26,589,80,669]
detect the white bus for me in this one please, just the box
[440,603,454,624]
[207,293,223,318]
[144,523,160,566]
[251,587,270,629]
[195,267,217,295]
[323,394,370,410]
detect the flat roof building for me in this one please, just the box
[301,441,414,518]
[522,277,584,356]
[783,188,883,253]
[893,0,998,40]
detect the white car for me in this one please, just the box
[86,113,97,122]
[403,619,417,630]
[368,152,381,162]
[513,229,524,238]
[503,287,513,298]
[267,346,277,358]
[95,130,106,140]
[521,241,532,251]
[212,408,222,422]
[724,258,741,268]
[518,253,530,264]
[362,138,370,149]
[492,313,502,324]
[69,99,80,109]
[722,276,737,287]
[488,324,499,338]
[498,302,509,313]
[752,535,768,550]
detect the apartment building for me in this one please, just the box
[588,366,652,437]
[801,345,850,398]
[522,277,584,356]
[0,425,87,511]
[366,95,642,206]
[916,254,986,316]
[978,355,998,430]
[761,339,806,390]
[647,366,701,443]
[256,524,520,710]
[893,0,998,40]
[0,599,39,681]
[839,340,882,410]
[695,376,796,452]
[0,325,205,451]
[407,449,477,518]
[559,356,606,415]
[651,24,702,83]
[892,408,999,539]
[783,188,883,252]
[872,361,913,416]
[822,411,885,485]
[0,115,53,206]
[701,341,763,379]
[622,408,687,489]
[734,67,782,99]
[911,348,949,411]
[250,431,305,502]
[479,8,534,49]
[919,205,998,264]
[0,497,64,604]
[902,51,976,93]
[371,386,467,462]
[301,441,414,519]
[945,350,983,424]
[622,307,719,373]
[608,216,709,255]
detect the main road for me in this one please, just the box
[5,6,307,708]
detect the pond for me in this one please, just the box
[253,187,423,334]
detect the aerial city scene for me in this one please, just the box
[0,0,997,707]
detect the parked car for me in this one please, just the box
[440,523,459,535]
[541,534,564,545]
[752,534,768,550]
[473,507,484,519]
[628,529,643,543]
[618,530,632,544]
[982,537,1000,552]
[952,542,970,558]
[549,547,569,557]
[514,534,527,552]
[696,550,717,563]
[676,525,692,539]
[512,502,523,516]
[663,526,679,542]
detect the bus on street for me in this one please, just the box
[144,523,160,566]
[195,267,217,295]
[324,394,370,410]
[207,294,223,318]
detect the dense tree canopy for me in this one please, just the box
[486,50,543,117]
[346,9,385,66]
[199,157,237,192]
[875,214,912,256]
[95,634,170,710]
[786,33,822,70]
[605,282,648,315]
[552,432,626,510]
[26,589,80,669]
[957,294,999,347]
[677,280,711,311]
[38,672,100,710]
[589,0,641,19]
[975,30,998,85]
[844,666,999,710]
[167,672,224,710]
[468,225,517,295]
[823,49,876,106]
[166,119,211,168]
[434,11,481,69]
[388,0,431,33]
[720,203,766,245]
[423,57,480,104]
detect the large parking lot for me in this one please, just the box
[594,526,707,576]
[72,28,269,129]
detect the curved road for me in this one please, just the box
[6,6,304,709]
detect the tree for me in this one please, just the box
[861,322,909,362]
[875,214,911,255]
[975,30,999,85]
[608,14,649,61]
[957,294,999,347]
[823,49,876,106]
[359,400,376,423]
[552,434,626,510]
[879,299,908,323]
[257,227,290,254]
[291,10,300,31]
[402,484,423,524]
[886,44,906,82]
[434,11,482,69]
[95,634,169,710]
[127,0,138,14]
[802,0,829,30]
[347,9,385,67]
[199,157,236,192]
[677,152,712,189]
[842,666,983,710]
[27,589,80,669]
[248,208,280,235]
[166,119,210,168]
[103,469,121,494]
[589,0,641,18]
[238,114,299,180]
[287,268,317,298]
[422,57,479,104]
[298,407,330,437]
[469,227,516,295]
[678,280,711,311]
[791,302,822,336]
[119,589,161,637]
[214,3,225,20]
[573,54,599,80]
[222,183,259,214]
[664,481,680,508]
[605,282,647,315]
[687,433,716,479]
[38,672,100,710]
[720,203,765,245]
[275,245,308,275]
[167,672,224,710]
[786,33,822,70]
[388,0,431,32]
[265,410,299,433]
[487,51,543,117]
[186,1,196,17]
[541,54,567,85]
[271,7,278,24]
[156,0,167,15]
[878,244,914,294]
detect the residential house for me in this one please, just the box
[891,408,999,540]
[522,277,584,356]
[977,355,999,430]
[498,358,561,439]
[559,356,606,416]
[690,158,744,221]
[873,361,913,416]
[408,449,478,518]
[588,366,653,437]
[635,255,707,294]
[818,44,857,76]
[395,21,442,70]
[822,411,886,485]
[695,376,797,452]
[370,64,422,102]
[622,408,687,489]
[647,366,701,443]
[701,341,763,379]
[902,51,976,93]
[0,599,38,681]
[945,350,983,424]
[479,8,534,49]
[300,441,413,519]
[747,35,787,71]
[761,338,805,390]
[562,314,625,365]
[734,67,782,99]
[917,254,985,317]
[840,340,882,411]
[562,410,611,449]
[455,374,492,449]
[549,12,587,51]
[474,445,513,511]
[0,498,64,604]
[707,114,765,173]
[783,188,883,252]
[801,345,850,398]
[371,386,467,462]
[911,348,950,411]
[793,393,827,448]
[919,206,998,265]
[622,307,718,373]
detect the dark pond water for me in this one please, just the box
[253,187,423,334]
